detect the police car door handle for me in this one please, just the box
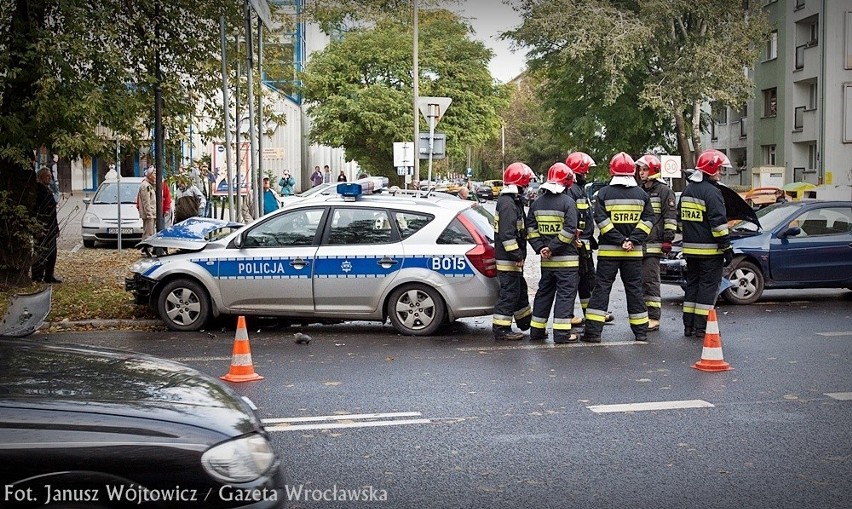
[377,256,399,268]
[289,258,309,269]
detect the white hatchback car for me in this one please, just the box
[82,177,145,248]
[126,183,499,335]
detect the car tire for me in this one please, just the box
[722,260,764,305]
[386,284,446,336]
[157,279,211,331]
[83,239,95,248]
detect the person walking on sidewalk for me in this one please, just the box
[581,152,654,343]
[527,162,580,343]
[679,149,733,338]
[564,151,613,328]
[636,154,677,332]
[492,162,535,341]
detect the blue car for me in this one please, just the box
[661,200,852,304]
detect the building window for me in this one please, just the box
[763,88,778,117]
[762,145,776,165]
[711,101,728,124]
[808,143,818,170]
[765,31,778,60]
[808,81,818,110]
[846,12,852,69]
[808,20,818,46]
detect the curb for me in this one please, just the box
[42,319,164,331]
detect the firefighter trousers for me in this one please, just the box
[641,255,662,321]
[584,257,648,338]
[682,255,723,334]
[530,268,579,341]
[577,246,596,317]
[492,271,532,333]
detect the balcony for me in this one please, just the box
[739,117,747,139]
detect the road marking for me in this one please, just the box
[457,340,644,352]
[173,356,232,362]
[263,411,431,432]
[815,332,852,337]
[825,392,852,400]
[587,399,714,414]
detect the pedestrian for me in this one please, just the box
[323,164,331,183]
[310,166,323,187]
[636,154,678,332]
[492,162,535,341]
[104,164,118,180]
[526,162,580,343]
[279,170,296,196]
[337,170,347,182]
[173,175,206,223]
[457,186,470,200]
[580,152,655,343]
[31,167,61,283]
[261,177,280,216]
[679,149,734,338]
[137,167,157,239]
[564,151,613,327]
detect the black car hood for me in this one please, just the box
[0,339,259,437]
[719,183,761,228]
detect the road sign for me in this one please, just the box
[418,132,446,159]
[393,142,415,167]
[661,155,683,179]
[466,167,473,177]
[417,96,452,125]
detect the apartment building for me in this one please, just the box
[706,0,852,190]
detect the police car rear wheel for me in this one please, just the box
[387,284,446,336]
[158,279,211,331]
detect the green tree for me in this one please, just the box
[299,8,508,178]
[0,1,289,285]
[507,0,769,167]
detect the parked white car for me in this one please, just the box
[81,177,145,248]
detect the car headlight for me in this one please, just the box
[201,433,276,483]
[82,212,100,226]
[130,258,160,274]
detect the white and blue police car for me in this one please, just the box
[126,182,499,335]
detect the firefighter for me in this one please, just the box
[564,151,613,327]
[679,149,733,338]
[580,152,655,343]
[492,162,535,341]
[636,154,678,332]
[527,162,580,343]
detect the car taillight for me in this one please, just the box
[465,242,497,277]
[457,214,497,278]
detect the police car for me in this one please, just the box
[126,182,499,335]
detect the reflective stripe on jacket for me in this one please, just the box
[526,189,578,269]
[593,184,654,258]
[678,179,730,256]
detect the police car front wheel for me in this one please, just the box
[158,279,212,332]
[386,284,446,336]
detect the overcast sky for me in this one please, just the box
[453,0,526,83]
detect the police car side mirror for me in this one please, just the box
[233,232,244,248]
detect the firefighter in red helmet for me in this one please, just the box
[563,151,613,327]
[526,162,580,343]
[636,154,677,332]
[581,152,655,343]
[492,162,534,340]
[678,149,733,338]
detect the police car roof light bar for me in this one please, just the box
[338,182,363,201]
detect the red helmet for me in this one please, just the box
[635,154,662,175]
[565,152,596,175]
[609,152,636,176]
[695,149,732,176]
[546,162,575,188]
[503,162,533,187]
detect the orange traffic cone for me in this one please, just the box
[221,316,264,382]
[692,309,732,372]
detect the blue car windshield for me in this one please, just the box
[730,202,799,232]
[94,182,139,204]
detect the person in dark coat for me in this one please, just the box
[31,167,61,283]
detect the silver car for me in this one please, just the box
[82,177,145,247]
[126,183,499,335]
